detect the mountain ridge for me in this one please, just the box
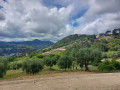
[0,39,54,56]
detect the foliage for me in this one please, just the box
[108,39,120,51]
[10,61,23,70]
[98,60,114,71]
[37,54,44,58]
[98,60,120,71]
[44,54,60,69]
[91,49,102,66]
[22,58,44,74]
[76,48,94,71]
[66,46,102,71]
[107,51,119,59]
[57,55,73,70]
[94,40,109,52]
[50,34,96,49]
[102,52,107,58]
[29,52,37,58]
[0,57,9,78]
[7,56,16,62]
[112,29,120,36]
[0,63,4,78]
[111,59,120,70]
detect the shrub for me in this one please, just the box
[98,60,120,71]
[22,58,44,74]
[29,52,37,58]
[10,62,17,70]
[102,52,107,58]
[10,61,22,70]
[7,56,16,62]
[111,59,120,70]
[107,51,119,59]
[0,58,9,78]
[0,63,4,78]
[16,61,23,69]
[98,60,114,71]
[37,54,44,58]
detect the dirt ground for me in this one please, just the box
[0,72,120,90]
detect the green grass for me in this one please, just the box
[0,69,26,80]
[0,65,98,80]
[88,65,98,71]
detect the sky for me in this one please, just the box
[0,0,120,42]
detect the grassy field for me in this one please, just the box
[2,64,119,80]
[0,65,98,80]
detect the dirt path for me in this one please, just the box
[0,73,120,90]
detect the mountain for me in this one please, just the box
[8,39,54,49]
[0,39,54,56]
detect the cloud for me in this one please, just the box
[0,0,120,42]
[73,0,120,35]
[0,0,73,41]
[42,0,89,19]
[86,0,120,16]
[0,11,5,21]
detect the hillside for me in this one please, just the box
[40,34,96,53]
[51,34,96,49]
[40,29,120,54]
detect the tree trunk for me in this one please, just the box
[85,61,89,71]
[65,68,66,71]
[76,67,77,70]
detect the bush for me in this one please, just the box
[37,54,44,58]
[22,58,44,74]
[111,59,120,70]
[102,52,107,58]
[98,60,120,71]
[0,63,4,78]
[107,51,119,59]
[9,62,17,70]
[10,61,22,70]
[29,52,37,58]
[0,58,9,78]
[7,56,16,62]
[57,55,72,71]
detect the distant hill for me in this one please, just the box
[0,39,54,56]
[8,39,54,49]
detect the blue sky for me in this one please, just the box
[0,0,120,42]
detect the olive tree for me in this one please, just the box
[91,49,102,66]
[57,55,72,71]
[22,58,44,74]
[75,48,102,71]
[44,54,60,69]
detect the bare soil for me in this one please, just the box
[0,72,120,90]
